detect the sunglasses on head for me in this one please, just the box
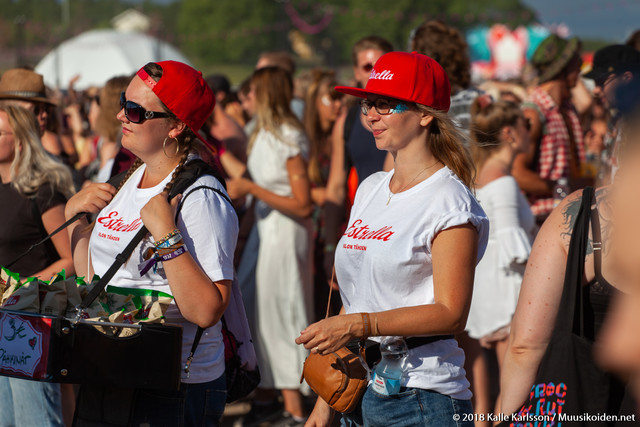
[120,92,170,124]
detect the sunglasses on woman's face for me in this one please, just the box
[361,98,410,115]
[120,92,170,124]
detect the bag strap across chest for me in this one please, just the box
[557,186,594,336]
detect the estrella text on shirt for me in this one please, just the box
[343,219,394,241]
[96,211,143,233]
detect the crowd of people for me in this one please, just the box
[0,19,640,427]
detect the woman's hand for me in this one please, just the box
[140,192,182,239]
[226,177,254,200]
[296,313,360,355]
[305,398,334,427]
[65,182,117,219]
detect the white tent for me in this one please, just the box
[35,29,192,90]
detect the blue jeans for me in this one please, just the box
[0,376,64,427]
[129,374,227,427]
[341,387,474,427]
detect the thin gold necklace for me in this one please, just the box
[387,160,440,205]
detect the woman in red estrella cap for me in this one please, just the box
[296,51,489,426]
[65,61,238,426]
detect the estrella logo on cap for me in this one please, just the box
[369,70,394,81]
[335,51,452,112]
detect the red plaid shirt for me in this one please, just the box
[526,88,585,217]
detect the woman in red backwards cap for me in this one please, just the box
[296,51,488,426]
[65,61,238,426]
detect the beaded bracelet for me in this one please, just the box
[156,233,183,249]
[138,243,188,275]
[154,228,181,248]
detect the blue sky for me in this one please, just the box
[521,0,639,43]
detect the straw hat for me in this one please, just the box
[0,68,55,105]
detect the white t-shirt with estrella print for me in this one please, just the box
[335,166,488,400]
[89,159,238,384]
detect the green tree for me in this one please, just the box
[174,0,535,66]
[177,0,285,68]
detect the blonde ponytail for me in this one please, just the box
[417,105,475,189]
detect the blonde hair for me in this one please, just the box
[2,106,75,198]
[303,69,340,185]
[416,104,475,189]
[248,66,304,153]
[470,97,522,170]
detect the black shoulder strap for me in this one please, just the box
[590,199,605,285]
[170,159,227,197]
[108,170,128,191]
[177,182,235,375]
[557,187,594,337]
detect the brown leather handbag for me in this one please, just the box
[300,269,368,413]
[301,345,368,413]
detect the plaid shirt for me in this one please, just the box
[526,88,585,217]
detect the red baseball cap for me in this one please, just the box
[335,51,451,112]
[137,61,215,144]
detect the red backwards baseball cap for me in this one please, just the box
[335,51,451,112]
[137,61,215,143]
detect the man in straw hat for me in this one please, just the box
[512,34,588,224]
[0,68,55,135]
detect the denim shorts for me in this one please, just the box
[341,386,474,427]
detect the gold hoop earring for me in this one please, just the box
[163,136,180,158]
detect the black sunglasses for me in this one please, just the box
[120,92,170,124]
[361,63,374,72]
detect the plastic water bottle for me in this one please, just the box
[371,336,408,395]
[552,177,570,208]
